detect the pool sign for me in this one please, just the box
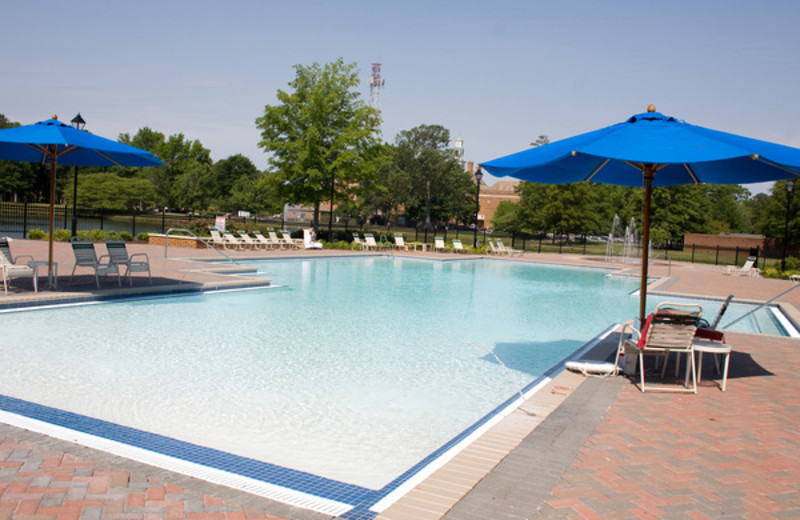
[215,216,226,232]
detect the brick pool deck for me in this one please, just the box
[1,239,798,519]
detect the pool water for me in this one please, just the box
[0,257,789,493]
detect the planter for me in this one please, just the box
[147,233,207,249]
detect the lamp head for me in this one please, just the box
[71,113,86,130]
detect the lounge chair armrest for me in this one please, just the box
[16,254,35,265]
[129,253,149,263]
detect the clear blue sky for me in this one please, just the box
[3,0,799,194]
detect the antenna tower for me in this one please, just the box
[369,62,385,114]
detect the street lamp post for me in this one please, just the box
[473,167,483,248]
[781,179,795,271]
[70,113,86,237]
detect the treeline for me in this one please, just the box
[492,180,797,245]
[1,57,797,248]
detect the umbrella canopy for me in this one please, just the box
[481,106,800,323]
[0,117,164,284]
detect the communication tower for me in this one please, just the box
[369,62,385,113]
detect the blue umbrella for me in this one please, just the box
[481,106,800,323]
[0,117,164,285]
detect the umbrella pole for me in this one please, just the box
[639,168,654,325]
[48,159,56,286]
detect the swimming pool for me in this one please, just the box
[0,257,791,517]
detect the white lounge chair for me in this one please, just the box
[452,239,466,253]
[253,230,277,249]
[393,234,408,251]
[105,240,151,286]
[486,238,502,255]
[69,237,121,289]
[281,231,301,249]
[303,229,323,249]
[237,231,261,250]
[268,229,286,249]
[363,233,380,250]
[0,237,38,294]
[434,237,447,252]
[495,239,523,256]
[222,231,245,250]
[208,228,227,249]
[352,233,365,249]
[725,256,760,277]
[624,302,703,393]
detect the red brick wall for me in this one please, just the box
[683,233,765,253]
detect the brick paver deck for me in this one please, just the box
[1,239,798,519]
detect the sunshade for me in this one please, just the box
[481,106,800,323]
[0,117,163,285]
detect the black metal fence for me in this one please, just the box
[1,201,793,269]
[0,202,287,239]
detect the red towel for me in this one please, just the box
[695,327,725,342]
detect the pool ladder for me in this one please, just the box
[380,234,394,257]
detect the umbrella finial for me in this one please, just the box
[647,104,656,113]
[52,114,58,120]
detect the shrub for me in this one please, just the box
[89,229,106,241]
[784,256,800,271]
[118,231,134,241]
[137,232,150,241]
[28,229,46,240]
[53,229,72,242]
[188,219,210,236]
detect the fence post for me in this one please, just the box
[691,244,696,263]
[735,246,739,267]
[63,205,68,230]
[538,236,542,253]
[99,210,104,231]
[559,240,563,254]
[23,202,28,238]
[715,245,720,265]
[161,210,166,234]
[583,235,587,255]
[132,213,136,237]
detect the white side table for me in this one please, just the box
[29,261,58,290]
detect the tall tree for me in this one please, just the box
[0,113,39,202]
[255,58,380,234]
[210,154,260,210]
[120,128,211,209]
[393,124,470,230]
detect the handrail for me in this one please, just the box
[722,283,800,330]
[164,228,238,264]
[380,234,394,257]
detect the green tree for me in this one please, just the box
[758,180,799,243]
[120,128,211,209]
[393,124,471,230]
[0,113,39,201]
[255,58,380,233]
[65,172,154,210]
[492,200,524,235]
[210,154,259,210]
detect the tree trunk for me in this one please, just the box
[425,178,432,230]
